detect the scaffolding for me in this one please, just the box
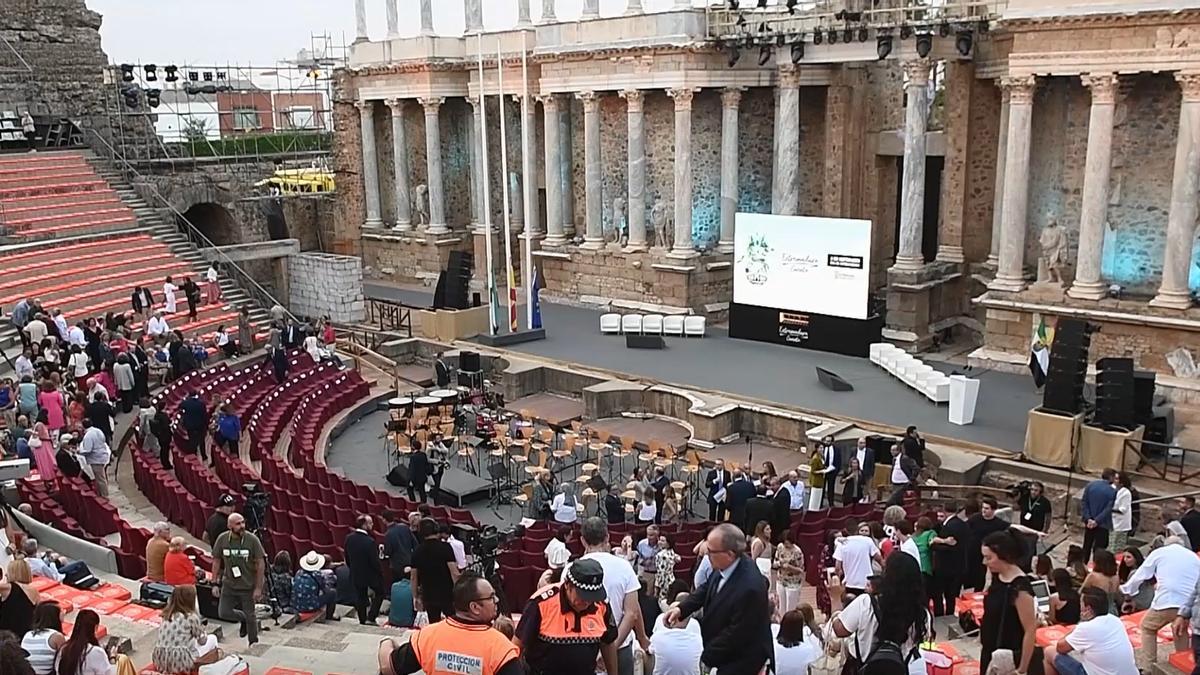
[705,0,1009,41]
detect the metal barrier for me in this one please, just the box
[365,297,413,337]
[1123,436,1200,485]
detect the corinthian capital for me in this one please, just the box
[1000,75,1037,105]
[577,90,600,113]
[667,87,696,111]
[620,89,645,113]
[1178,72,1200,103]
[1081,73,1119,105]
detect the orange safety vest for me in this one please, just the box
[532,584,610,643]
[410,616,520,675]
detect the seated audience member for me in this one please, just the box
[7,558,41,604]
[54,609,134,674]
[163,538,198,587]
[270,551,294,613]
[19,540,64,583]
[293,551,341,621]
[388,574,416,629]
[1049,568,1081,626]
[1043,586,1137,675]
[152,585,223,674]
[145,522,172,582]
[21,601,66,675]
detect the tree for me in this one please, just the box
[181,117,210,142]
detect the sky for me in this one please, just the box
[88,0,710,66]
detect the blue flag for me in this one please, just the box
[531,265,543,330]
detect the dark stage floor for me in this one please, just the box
[366,282,1037,454]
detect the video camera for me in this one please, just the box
[241,481,271,532]
[1007,480,1033,501]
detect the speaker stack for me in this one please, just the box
[1094,357,1135,430]
[444,251,474,310]
[1041,318,1096,416]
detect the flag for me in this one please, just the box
[1029,316,1051,388]
[531,265,543,329]
[488,273,500,336]
[507,265,518,332]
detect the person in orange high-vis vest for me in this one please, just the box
[378,574,522,675]
[514,559,618,675]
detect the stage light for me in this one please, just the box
[758,44,772,66]
[726,41,741,67]
[790,41,804,63]
[939,22,950,37]
[144,64,157,81]
[900,24,913,40]
[146,88,161,108]
[164,65,178,82]
[877,35,893,60]
[203,71,213,81]
[956,30,974,56]
[915,33,932,58]
[120,64,134,82]
[121,86,140,109]
[786,0,798,14]
[857,26,869,42]
[842,28,853,43]
[216,71,227,80]
[813,30,823,45]
[1107,284,1123,299]
[828,28,838,44]
[757,0,767,7]
[187,71,199,82]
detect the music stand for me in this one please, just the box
[486,461,511,509]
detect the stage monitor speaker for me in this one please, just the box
[386,464,410,487]
[460,350,481,373]
[1041,318,1095,416]
[626,334,665,349]
[1133,370,1156,424]
[1095,357,1135,430]
[815,367,854,392]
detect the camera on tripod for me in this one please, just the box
[1007,480,1033,501]
[241,481,271,532]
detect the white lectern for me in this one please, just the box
[948,375,980,425]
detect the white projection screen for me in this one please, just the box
[733,213,873,320]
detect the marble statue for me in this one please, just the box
[651,199,671,249]
[412,184,429,226]
[1167,347,1200,379]
[609,197,627,246]
[1037,219,1067,285]
[509,171,523,223]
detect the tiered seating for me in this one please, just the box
[0,154,135,240]
[868,342,951,403]
[244,361,340,460]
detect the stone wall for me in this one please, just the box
[0,0,104,125]
[362,231,474,287]
[963,75,1002,263]
[330,72,364,256]
[738,87,775,215]
[288,252,366,323]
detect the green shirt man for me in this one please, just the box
[212,525,265,593]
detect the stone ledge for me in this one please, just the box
[532,250,573,260]
[650,263,697,274]
[976,293,1200,332]
[611,298,691,315]
[890,271,963,292]
[705,261,732,272]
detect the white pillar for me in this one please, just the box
[419,97,448,235]
[718,87,742,254]
[987,85,1011,267]
[464,0,483,33]
[468,96,485,232]
[386,98,411,231]
[626,0,645,14]
[582,0,600,19]
[559,101,575,237]
[772,65,800,216]
[540,94,566,245]
[668,87,698,257]
[521,95,541,236]
[1068,73,1119,301]
[621,89,647,251]
[893,59,931,272]
[517,0,533,26]
[1151,72,1200,309]
[578,91,603,248]
[354,0,368,42]
[541,0,557,23]
[989,76,1037,292]
[357,101,383,228]
[419,0,434,36]
[385,0,399,39]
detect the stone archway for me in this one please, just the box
[178,202,238,246]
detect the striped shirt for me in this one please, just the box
[21,629,59,675]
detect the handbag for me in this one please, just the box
[810,616,845,675]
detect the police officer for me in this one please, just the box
[378,573,521,675]
[514,559,618,675]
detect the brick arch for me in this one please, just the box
[178,202,238,246]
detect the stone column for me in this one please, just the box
[385,0,399,39]
[621,90,647,251]
[520,95,541,236]
[582,0,600,20]
[385,99,411,231]
[626,0,645,14]
[540,94,566,245]
[1068,73,1119,300]
[718,87,742,253]
[772,65,801,216]
[354,0,368,42]
[989,76,1037,292]
[541,0,557,23]
[559,102,575,236]
[356,101,383,229]
[464,0,483,33]
[419,0,434,36]
[419,97,448,235]
[517,0,532,27]
[1151,72,1200,309]
[669,87,698,257]
[893,59,931,271]
[578,91,603,248]
[987,85,1011,267]
[468,96,485,232]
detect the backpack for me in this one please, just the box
[855,596,918,675]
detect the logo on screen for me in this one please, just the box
[738,234,772,285]
[827,254,864,270]
[781,253,821,274]
[779,312,809,326]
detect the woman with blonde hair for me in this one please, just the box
[152,585,222,674]
[6,558,40,603]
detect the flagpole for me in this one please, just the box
[520,30,534,330]
[477,33,497,336]
[497,39,517,333]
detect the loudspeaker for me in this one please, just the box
[626,334,666,349]
[1095,357,1135,430]
[460,350,481,372]
[1042,318,1095,416]
[472,292,482,308]
[815,367,854,392]
[386,464,410,487]
[445,251,474,310]
[1133,370,1156,424]
[431,270,447,310]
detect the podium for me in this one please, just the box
[948,375,980,425]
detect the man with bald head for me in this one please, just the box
[211,512,266,646]
[663,523,773,674]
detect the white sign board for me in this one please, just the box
[733,213,873,320]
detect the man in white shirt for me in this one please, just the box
[579,517,649,675]
[783,471,806,512]
[833,531,881,595]
[67,322,86,347]
[648,593,703,675]
[1044,586,1137,675]
[79,420,112,497]
[52,310,69,342]
[146,311,169,339]
[24,314,48,345]
[854,436,876,493]
[1119,536,1200,669]
[443,528,467,570]
[14,351,33,380]
[896,520,921,567]
[636,526,661,581]
[20,539,64,582]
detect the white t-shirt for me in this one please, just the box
[582,551,641,648]
[771,623,821,674]
[551,494,578,523]
[833,535,879,590]
[1063,614,1138,675]
[638,501,658,522]
[1113,487,1133,533]
[69,352,90,377]
[649,614,704,675]
[837,593,928,675]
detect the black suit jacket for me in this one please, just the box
[409,450,430,484]
[434,359,450,387]
[726,479,756,525]
[821,443,842,480]
[743,496,773,535]
[344,530,382,587]
[855,445,876,484]
[678,555,773,675]
[770,489,791,543]
[903,435,925,467]
[705,469,729,500]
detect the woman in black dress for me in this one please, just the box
[980,529,1041,674]
[1048,568,1080,626]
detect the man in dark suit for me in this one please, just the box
[819,436,840,507]
[344,514,384,625]
[179,391,209,460]
[743,486,773,537]
[407,439,431,503]
[433,351,451,387]
[902,425,925,468]
[650,466,669,525]
[885,443,919,506]
[725,469,757,533]
[663,523,773,675]
[852,436,876,498]
[769,477,792,545]
[705,459,730,522]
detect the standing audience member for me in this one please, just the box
[77,420,110,498]
[551,483,580,524]
[1081,468,1118,563]
[839,457,865,506]
[1119,528,1200,670]
[179,392,208,460]
[152,586,222,674]
[705,459,730,522]
[979,530,1040,675]
[410,517,459,623]
[773,607,822,674]
[205,265,222,305]
[726,469,756,532]
[834,521,882,598]
[382,510,418,582]
[967,496,1009,590]
[580,517,647,675]
[773,529,804,616]
[131,286,154,321]
[515,559,619,675]
[345,515,385,625]
[653,535,680,603]
[885,443,919,506]
[1111,472,1134,553]
[902,425,925,467]
[211,513,265,646]
[406,440,430,504]
[270,345,289,383]
[213,404,240,456]
[36,381,65,442]
[930,501,969,617]
[1178,496,1200,554]
[181,277,200,322]
[112,355,135,414]
[647,591,704,675]
[237,309,254,356]
[1045,587,1137,675]
[22,601,66,675]
[833,552,931,675]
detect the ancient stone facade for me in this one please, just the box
[287,252,366,323]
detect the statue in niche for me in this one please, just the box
[1037,219,1067,285]
[651,199,672,249]
[509,171,523,223]
[609,197,627,246]
[412,184,429,226]
[1167,347,1200,379]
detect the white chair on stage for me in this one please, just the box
[924,374,952,403]
[663,315,685,336]
[600,313,621,334]
[907,364,934,388]
[683,315,706,337]
[621,314,643,335]
[642,314,664,335]
[868,343,889,364]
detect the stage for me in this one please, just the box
[366,281,1038,454]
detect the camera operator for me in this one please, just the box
[1016,481,1052,534]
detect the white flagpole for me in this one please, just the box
[497,39,517,332]
[520,31,534,329]
[477,33,496,336]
